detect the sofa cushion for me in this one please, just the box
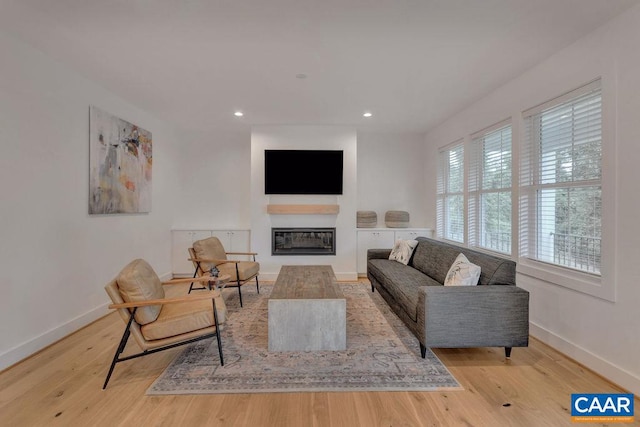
[368,258,439,322]
[411,239,463,284]
[116,259,165,325]
[411,237,516,286]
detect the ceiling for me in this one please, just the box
[1,0,638,133]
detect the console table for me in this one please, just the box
[268,265,346,352]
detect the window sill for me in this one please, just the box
[517,259,614,302]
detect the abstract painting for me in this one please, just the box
[89,106,152,214]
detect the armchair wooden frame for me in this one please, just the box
[188,248,260,307]
[103,276,224,389]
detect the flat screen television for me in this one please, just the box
[265,150,343,195]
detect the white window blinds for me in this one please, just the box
[437,141,464,242]
[469,123,512,254]
[520,80,602,274]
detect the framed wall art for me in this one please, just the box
[89,106,152,214]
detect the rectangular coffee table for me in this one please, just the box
[268,265,346,352]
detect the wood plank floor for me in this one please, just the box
[0,281,637,427]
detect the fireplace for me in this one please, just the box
[272,228,336,256]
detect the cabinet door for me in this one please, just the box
[210,230,252,260]
[210,230,232,250]
[171,230,212,276]
[394,229,433,241]
[356,231,395,274]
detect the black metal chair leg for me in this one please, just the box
[188,269,198,294]
[420,343,427,358]
[505,347,512,358]
[212,298,224,366]
[189,261,208,294]
[252,253,259,294]
[103,310,136,389]
[235,263,244,307]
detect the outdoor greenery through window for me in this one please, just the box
[520,80,602,274]
[469,123,512,254]
[437,142,464,242]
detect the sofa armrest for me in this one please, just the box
[367,248,392,261]
[419,285,529,348]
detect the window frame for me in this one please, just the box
[518,78,615,301]
[468,120,513,256]
[437,140,465,243]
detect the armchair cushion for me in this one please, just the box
[219,261,260,282]
[116,259,164,325]
[140,294,227,341]
[193,237,227,271]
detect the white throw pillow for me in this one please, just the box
[388,239,419,265]
[444,253,481,286]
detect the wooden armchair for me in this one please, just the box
[103,259,226,389]
[189,236,260,307]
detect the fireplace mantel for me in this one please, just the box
[266,204,340,215]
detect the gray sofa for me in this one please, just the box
[367,237,529,358]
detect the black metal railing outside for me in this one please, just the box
[550,232,601,274]
[481,231,511,254]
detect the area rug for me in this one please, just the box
[147,282,461,394]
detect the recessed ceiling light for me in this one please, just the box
[363,112,373,118]
[234,111,244,117]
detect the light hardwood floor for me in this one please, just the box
[1,282,637,427]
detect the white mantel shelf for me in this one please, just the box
[267,204,340,215]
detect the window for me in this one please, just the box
[437,141,464,242]
[469,123,512,254]
[520,80,602,275]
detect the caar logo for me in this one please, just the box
[571,393,635,423]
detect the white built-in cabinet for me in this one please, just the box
[171,229,251,277]
[356,228,433,275]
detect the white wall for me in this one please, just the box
[169,129,430,229]
[357,131,431,228]
[170,129,252,229]
[250,126,358,280]
[0,32,182,369]
[423,5,640,394]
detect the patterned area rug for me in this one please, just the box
[147,282,461,394]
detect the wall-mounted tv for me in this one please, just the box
[265,150,343,195]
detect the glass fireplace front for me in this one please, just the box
[272,228,336,256]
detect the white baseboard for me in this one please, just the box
[0,271,177,371]
[530,322,640,395]
[0,302,111,372]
